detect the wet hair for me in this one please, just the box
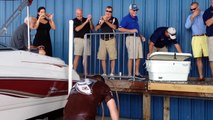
[106,6,113,11]
[37,6,46,19]
[191,2,199,6]
[88,75,105,83]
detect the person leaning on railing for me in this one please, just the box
[95,6,119,80]
[118,4,145,78]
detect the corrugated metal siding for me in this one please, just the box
[97,94,213,120]
[1,0,211,77]
[1,0,213,119]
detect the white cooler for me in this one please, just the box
[146,52,192,81]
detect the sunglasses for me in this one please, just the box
[132,10,138,12]
[106,10,112,13]
[169,33,176,36]
[190,7,197,11]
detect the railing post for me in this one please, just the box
[83,34,88,78]
[27,6,30,51]
[133,33,136,81]
[82,32,137,80]
[68,20,73,94]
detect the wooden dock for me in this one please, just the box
[105,78,213,120]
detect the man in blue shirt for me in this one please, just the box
[118,4,145,78]
[203,0,213,78]
[185,2,208,81]
[147,27,182,57]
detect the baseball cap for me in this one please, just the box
[129,4,139,11]
[167,27,176,40]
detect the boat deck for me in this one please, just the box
[104,77,213,120]
[105,77,213,98]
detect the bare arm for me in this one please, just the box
[174,43,182,53]
[87,15,94,31]
[76,15,94,32]
[49,20,56,30]
[95,19,104,31]
[48,14,56,30]
[148,41,154,54]
[107,99,119,120]
[205,17,213,27]
[89,20,94,31]
[75,20,89,32]
[147,41,155,58]
[118,27,137,33]
[105,20,117,30]
[99,16,117,30]
[34,16,42,29]
[96,19,116,31]
[95,24,102,31]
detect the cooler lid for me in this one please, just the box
[148,52,192,61]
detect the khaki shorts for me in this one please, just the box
[153,46,168,52]
[208,37,213,61]
[126,36,143,59]
[97,38,117,60]
[74,38,91,56]
[192,36,208,58]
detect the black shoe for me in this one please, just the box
[135,74,144,78]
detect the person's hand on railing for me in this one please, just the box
[130,29,138,33]
[140,34,146,42]
[147,52,151,59]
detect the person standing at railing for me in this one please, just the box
[203,0,213,78]
[185,2,208,81]
[10,16,46,55]
[33,6,56,56]
[118,4,145,78]
[96,6,119,79]
[147,27,182,58]
[73,8,94,72]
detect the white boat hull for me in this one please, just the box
[0,50,69,119]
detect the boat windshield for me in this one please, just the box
[0,43,13,50]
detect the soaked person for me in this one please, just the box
[63,75,119,120]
